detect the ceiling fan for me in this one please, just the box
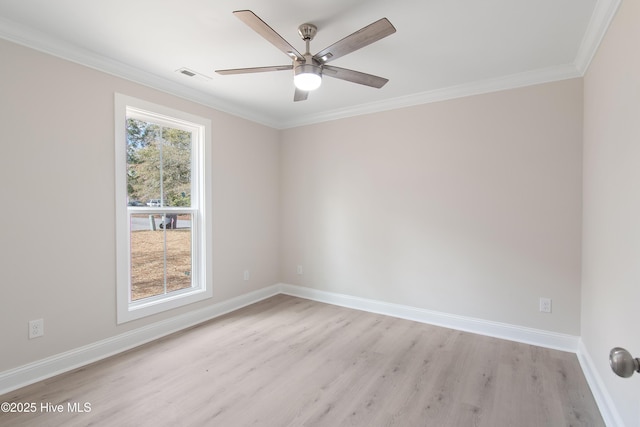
[215,10,396,102]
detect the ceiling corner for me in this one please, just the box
[574,0,622,75]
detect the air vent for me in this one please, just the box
[175,67,211,81]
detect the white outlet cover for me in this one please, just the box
[539,298,552,313]
[29,319,44,339]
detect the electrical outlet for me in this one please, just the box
[29,319,44,339]
[297,265,303,275]
[243,270,250,281]
[539,298,552,313]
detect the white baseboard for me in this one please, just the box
[1,282,620,427]
[279,283,579,352]
[280,284,628,426]
[577,340,625,427]
[0,284,281,396]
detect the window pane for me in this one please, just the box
[130,214,166,301]
[129,213,193,301]
[126,119,162,205]
[126,119,192,208]
[165,214,192,293]
[162,128,192,208]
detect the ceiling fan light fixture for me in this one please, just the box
[294,64,322,91]
[218,11,396,101]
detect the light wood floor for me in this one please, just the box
[1,295,603,426]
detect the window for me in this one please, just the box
[115,94,212,323]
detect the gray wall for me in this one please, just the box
[280,79,583,335]
[0,38,281,371]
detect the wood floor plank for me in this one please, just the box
[0,295,604,426]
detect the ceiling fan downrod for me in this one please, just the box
[215,10,396,101]
[295,23,322,91]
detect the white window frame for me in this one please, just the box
[115,93,213,324]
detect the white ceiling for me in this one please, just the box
[0,0,619,128]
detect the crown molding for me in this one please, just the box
[0,0,620,130]
[280,64,581,129]
[0,16,281,129]
[574,0,622,75]
[283,0,621,130]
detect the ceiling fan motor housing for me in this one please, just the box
[216,11,396,100]
[295,62,321,75]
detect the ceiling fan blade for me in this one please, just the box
[313,18,396,64]
[294,88,309,102]
[233,10,304,62]
[216,65,293,75]
[322,65,389,88]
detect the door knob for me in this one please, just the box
[609,347,640,378]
